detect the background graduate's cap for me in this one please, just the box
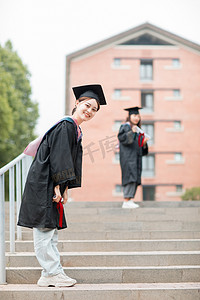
[72,84,107,105]
[124,106,142,115]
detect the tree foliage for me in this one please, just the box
[181,187,200,201]
[0,41,39,167]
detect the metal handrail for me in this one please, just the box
[0,153,33,284]
[0,153,26,176]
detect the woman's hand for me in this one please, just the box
[62,186,68,204]
[143,137,149,146]
[53,185,62,203]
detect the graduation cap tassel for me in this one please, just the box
[138,133,145,147]
[57,201,64,228]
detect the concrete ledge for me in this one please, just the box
[1,283,200,300]
[5,251,200,267]
[5,230,200,240]
[64,201,200,208]
[6,239,200,252]
[6,266,200,284]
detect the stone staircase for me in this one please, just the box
[1,201,200,300]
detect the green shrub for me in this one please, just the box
[181,187,200,200]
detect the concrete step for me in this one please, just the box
[5,206,200,217]
[65,206,200,213]
[5,221,200,235]
[1,283,200,300]
[8,221,199,232]
[64,212,200,223]
[41,221,200,231]
[6,251,200,267]
[6,230,200,240]
[7,212,200,226]
[6,209,200,227]
[6,239,200,252]
[65,201,200,208]
[5,220,200,234]
[5,201,200,211]
[6,266,200,284]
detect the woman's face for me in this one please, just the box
[130,113,141,125]
[76,98,98,122]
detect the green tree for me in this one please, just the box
[181,187,200,201]
[0,41,39,167]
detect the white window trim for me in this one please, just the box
[166,158,185,165]
[112,189,123,197]
[112,94,131,100]
[164,64,182,70]
[166,191,184,197]
[142,174,155,178]
[164,96,183,101]
[112,157,120,164]
[165,127,184,132]
[140,79,153,84]
[112,125,121,132]
[140,110,155,115]
[112,126,121,132]
[111,63,131,69]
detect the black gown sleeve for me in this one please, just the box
[48,121,76,186]
[142,143,148,156]
[118,124,136,145]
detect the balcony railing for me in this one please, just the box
[0,153,32,284]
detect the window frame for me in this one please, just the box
[142,154,155,177]
[140,59,153,81]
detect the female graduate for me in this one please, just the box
[118,107,148,209]
[17,84,107,287]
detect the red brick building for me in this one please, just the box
[65,23,200,202]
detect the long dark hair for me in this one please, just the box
[126,114,141,128]
[72,97,100,115]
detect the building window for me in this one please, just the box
[172,59,180,67]
[176,185,183,193]
[143,186,155,201]
[166,153,184,164]
[166,121,183,132]
[114,89,121,99]
[142,154,155,177]
[141,92,154,113]
[173,89,180,97]
[165,89,182,101]
[174,121,181,129]
[115,184,123,194]
[112,120,123,132]
[113,58,121,67]
[174,153,183,162]
[140,60,153,80]
[142,123,154,145]
[112,152,120,164]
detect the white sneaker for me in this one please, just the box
[122,200,139,209]
[37,272,77,287]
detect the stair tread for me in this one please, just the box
[1,282,200,291]
[5,250,200,255]
[6,265,200,270]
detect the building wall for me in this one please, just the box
[68,43,200,202]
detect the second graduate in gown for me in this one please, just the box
[118,107,149,208]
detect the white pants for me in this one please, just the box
[33,228,64,277]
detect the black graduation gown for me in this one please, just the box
[118,123,148,186]
[17,119,82,230]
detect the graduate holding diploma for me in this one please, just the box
[18,84,107,287]
[118,107,149,209]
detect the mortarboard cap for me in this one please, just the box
[124,106,142,115]
[72,84,107,105]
